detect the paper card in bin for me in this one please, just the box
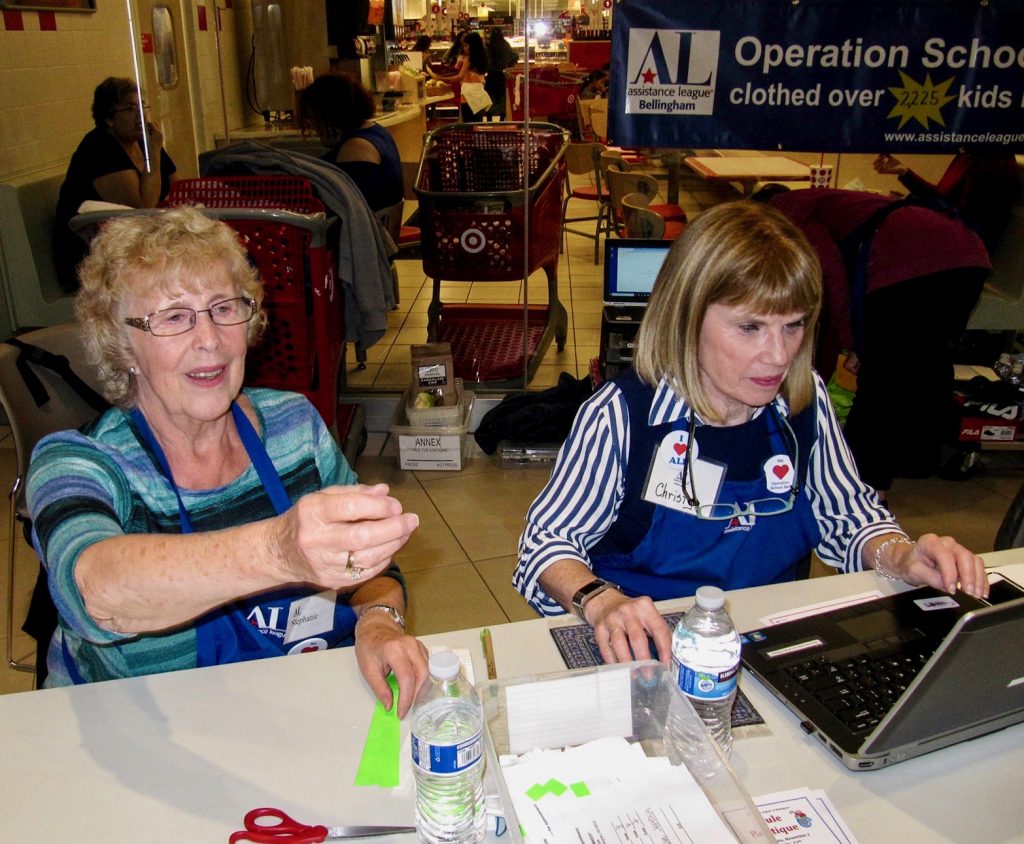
[479,661,771,844]
[411,342,456,404]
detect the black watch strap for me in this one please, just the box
[570,577,621,620]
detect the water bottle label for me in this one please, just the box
[411,730,483,775]
[676,662,738,701]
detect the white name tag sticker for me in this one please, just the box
[642,431,725,515]
[914,596,960,612]
[283,589,337,644]
[763,454,795,494]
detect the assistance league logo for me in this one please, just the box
[626,28,721,115]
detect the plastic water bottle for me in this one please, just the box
[411,650,485,844]
[671,586,742,757]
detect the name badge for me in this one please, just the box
[642,430,725,515]
[283,589,337,645]
[763,454,795,494]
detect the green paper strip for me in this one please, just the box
[546,778,567,797]
[526,783,548,801]
[354,675,401,787]
[570,781,590,797]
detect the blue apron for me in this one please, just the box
[62,402,356,684]
[590,373,821,600]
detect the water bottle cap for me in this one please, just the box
[694,585,725,610]
[428,649,462,680]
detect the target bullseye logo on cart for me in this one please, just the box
[460,228,487,253]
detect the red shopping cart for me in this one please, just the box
[505,69,581,135]
[414,122,570,387]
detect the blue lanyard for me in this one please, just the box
[130,401,293,531]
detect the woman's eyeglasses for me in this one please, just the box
[680,409,799,521]
[124,297,257,337]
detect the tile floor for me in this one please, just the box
[3,164,1022,694]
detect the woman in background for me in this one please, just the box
[53,77,176,292]
[427,31,491,123]
[298,73,404,214]
[873,149,1019,252]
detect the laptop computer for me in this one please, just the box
[741,583,1024,770]
[603,238,672,309]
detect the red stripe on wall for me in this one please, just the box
[3,10,25,31]
[197,5,207,31]
[39,11,57,31]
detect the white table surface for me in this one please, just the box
[3,554,1023,842]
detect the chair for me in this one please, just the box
[560,142,611,264]
[589,106,648,166]
[606,167,687,237]
[1,324,107,678]
[621,192,686,240]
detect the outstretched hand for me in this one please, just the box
[873,153,907,176]
[273,483,419,591]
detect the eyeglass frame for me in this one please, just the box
[123,297,258,337]
[679,406,800,521]
[112,101,150,115]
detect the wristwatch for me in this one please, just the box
[358,604,407,631]
[571,578,622,620]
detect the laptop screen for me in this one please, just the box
[603,239,672,305]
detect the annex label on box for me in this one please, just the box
[398,434,463,470]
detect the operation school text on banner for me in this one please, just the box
[609,0,1024,153]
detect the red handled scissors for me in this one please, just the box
[229,807,416,842]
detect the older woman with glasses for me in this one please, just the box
[27,207,427,715]
[514,201,986,666]
[54,77,178,293]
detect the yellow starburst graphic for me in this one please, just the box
[886,71,956,129]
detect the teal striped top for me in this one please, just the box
[26,388,373,686]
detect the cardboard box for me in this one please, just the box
[953,393,1024,443]
[390,389,475,470]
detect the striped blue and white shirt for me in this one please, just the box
[514,374,901,616]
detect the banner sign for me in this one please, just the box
[609,0,1024,152]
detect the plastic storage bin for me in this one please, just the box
[405,378,466,428]
[479,660,772,843]
[390,389,476,470]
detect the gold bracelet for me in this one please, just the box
[872,536,915,581]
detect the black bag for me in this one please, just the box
[3,338,108,686]
[474,372,594,455]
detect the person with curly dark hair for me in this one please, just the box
[298,73,403,213]
[53,77,177,293]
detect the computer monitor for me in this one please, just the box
[603,239,673,306]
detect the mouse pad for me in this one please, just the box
[549,611,765,728]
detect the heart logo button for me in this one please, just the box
[673,442,688,456]
[772,464,789,479]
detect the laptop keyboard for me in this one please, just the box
[786,641,937,734]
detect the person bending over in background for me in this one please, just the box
[53,77,177,293]
[29,207,426,714]
[873,149,1019,252]
[770,188,990,503]
[514,201,986,666]
[298,73,404,215]
[426,31,491,123]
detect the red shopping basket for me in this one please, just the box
[161,177,344,431]
[505,70,580,126]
